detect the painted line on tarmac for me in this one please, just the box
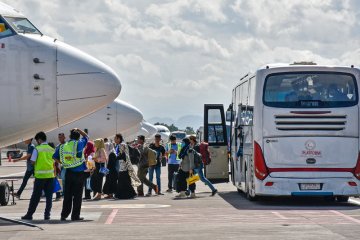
[272,211,288,220]
[0,171,24,178]
[105,209,118,225]
[330,210,360,224]
[82,204,171,209]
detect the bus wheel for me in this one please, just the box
[245,168,257,201]
[336,196,349,202]
[0,182,10,206]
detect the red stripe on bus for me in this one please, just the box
[268,168,354,173]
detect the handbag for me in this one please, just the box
[186,173,200,185]
[99,166,110,175]
[53,178,62,193]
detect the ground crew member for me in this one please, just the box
[165,135,182,192]
[53,128,88,221]
[21,132,55,220]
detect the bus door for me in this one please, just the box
[203,104,229,183]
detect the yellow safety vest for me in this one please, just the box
[34,144,55,179]
[167,143,182,161]
[60,140,85,169]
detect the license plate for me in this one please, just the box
[299,183,321,190]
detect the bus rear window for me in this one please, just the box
[263,72,358,108]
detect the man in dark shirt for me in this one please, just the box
[12,139,35,199]
[147,134,166,196]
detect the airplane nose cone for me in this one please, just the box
[55,41,121,126]
[115,99,143,131]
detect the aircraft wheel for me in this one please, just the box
[0,182,10,206]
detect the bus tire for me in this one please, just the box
[336,196,349,202]
[0,182,10,206]
[245,167,257,201]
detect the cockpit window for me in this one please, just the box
[0,18,14,38]
[4,17,41,35]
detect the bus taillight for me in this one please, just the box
[353,153,360,180]
[254,141,269,180]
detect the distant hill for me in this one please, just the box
[149,115,203,131]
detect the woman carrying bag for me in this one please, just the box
[92,138,108,200]
[115,134,141,199]
[175,138,196,199]
[83,141,95,200]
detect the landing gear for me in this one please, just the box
[6,150,23,159]
[0,182,10,206]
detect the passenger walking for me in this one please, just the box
[147,134,166,196]
[165,135,182,193]
[21,132,55,220]
[189,135,217,196]
[114,134,140,199]
[136,135,159,196]
[175,138,196,199]
[54,133,66,201]
[104,137,114,156]
[53,128,89,221]
[83,141,95,200]
[12,139,35,199]
[92,138,107,200]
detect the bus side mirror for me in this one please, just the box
[226,110,234,122]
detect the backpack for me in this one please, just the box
[192,150,202,169]
[147,148,157,166]
[128,145,140,165]
[199,142,211,165]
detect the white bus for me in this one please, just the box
[203,63,360,201]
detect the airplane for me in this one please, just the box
[0,2,121,148]
[125,120,158,142]
[154,125,171,143]
[44,99,143,145]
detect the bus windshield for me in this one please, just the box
[263,72,358,108]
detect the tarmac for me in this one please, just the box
[2,156,360,240]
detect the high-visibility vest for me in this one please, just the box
[167,143,182,161]
[34,144,55,179]
[60,140,85,169]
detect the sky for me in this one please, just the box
[3,0,360,122]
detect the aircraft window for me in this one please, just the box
[0,19,14,38]
[4,17,41,35]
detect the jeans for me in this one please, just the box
[25,178,54,218]
[194,162,216,192]
[148,164,161,193]
[17,169,34,196]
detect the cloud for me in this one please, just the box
[2,0,360,122]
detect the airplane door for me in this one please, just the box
[204,104,229,183]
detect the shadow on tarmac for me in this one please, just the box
[218,191,360,211]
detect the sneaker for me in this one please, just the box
[189,192,196,198]
[21,215,32,220]
[175,191,187,199]
[158,192,164,195]
[211,189,218,196]
[71,217,84,221]
[153,185,159,194]
[166,189,173,193]
[145,192,152,197]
